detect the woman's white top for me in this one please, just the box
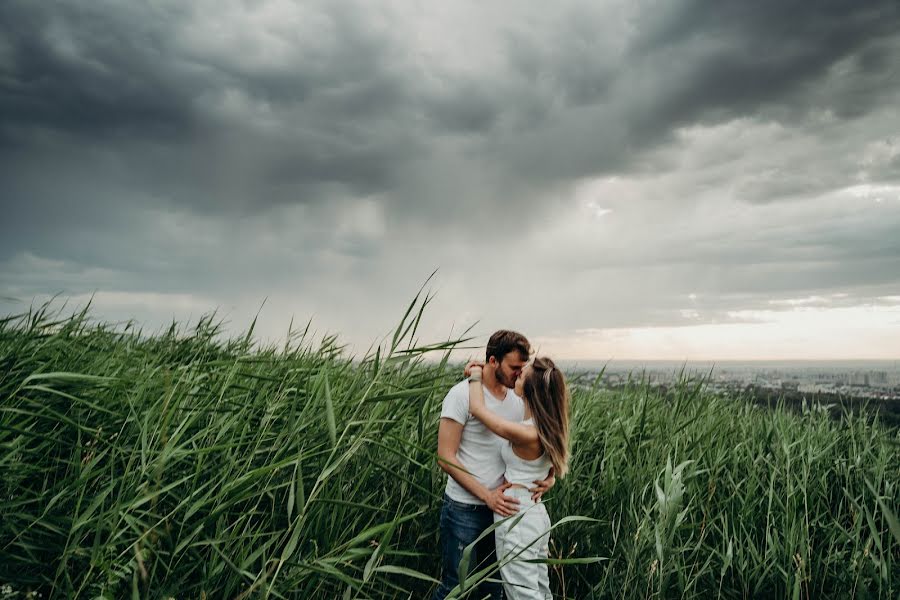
[501,419,552,486]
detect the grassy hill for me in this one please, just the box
[1,299,898,599]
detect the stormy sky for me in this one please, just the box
[2,0,899,360]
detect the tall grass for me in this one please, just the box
[1,297,898,599]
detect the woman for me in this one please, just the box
[467,356,570,600]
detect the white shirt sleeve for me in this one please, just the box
[440,381,469,425]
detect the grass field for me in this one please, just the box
[1,296,898,599]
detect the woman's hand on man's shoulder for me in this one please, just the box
[464,360,485,377]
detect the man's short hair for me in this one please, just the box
[486,330,531,363]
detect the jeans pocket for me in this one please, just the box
[444,499,491,544]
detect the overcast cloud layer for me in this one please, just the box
[2,0,900,359]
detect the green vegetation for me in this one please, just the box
[1,296,898,599]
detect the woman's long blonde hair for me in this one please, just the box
[523,356,571,478]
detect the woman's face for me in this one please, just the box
[514,363,532,398]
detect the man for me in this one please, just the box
[433,330,555,600]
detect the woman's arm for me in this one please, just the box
[468,368,538,446]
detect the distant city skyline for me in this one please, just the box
[569,360,900,408]
[2,1,899,360]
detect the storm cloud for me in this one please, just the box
[2,0,899,357]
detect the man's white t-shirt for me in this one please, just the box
[440,379,525,505]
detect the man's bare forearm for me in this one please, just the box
[437,453,489,501]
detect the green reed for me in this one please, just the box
[1,296,897,599]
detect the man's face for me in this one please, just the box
[493,351,527,388]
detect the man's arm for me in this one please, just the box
[437,417,519,516]
[529,468,556,502]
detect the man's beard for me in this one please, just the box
[496,370,516,388]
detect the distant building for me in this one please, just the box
[850,372,869,387]
[870,371,889,387]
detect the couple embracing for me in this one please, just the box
[433,330,571,600]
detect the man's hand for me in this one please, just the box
[464,360,485,377]
[529,469,556,502]
[483,482,520,517]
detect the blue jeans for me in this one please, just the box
[433,494,504,600]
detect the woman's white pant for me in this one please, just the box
[493,487,552,600]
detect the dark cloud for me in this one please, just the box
[0,2,203,146]
[3,0,898,218]
[629,0,899,115]
[0,0,425,219]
